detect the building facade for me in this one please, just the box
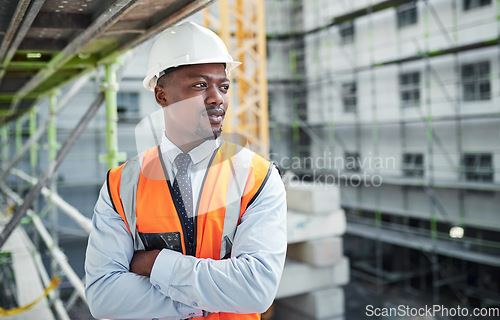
[266,0,500,307]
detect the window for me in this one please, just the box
[117,92,140,120]
[344,152,360,172]
[339,21,355,44]
[400,72,420,108]
[464,0,491,11]
[342,82,357,113]
[462,153,493,182]
[462,61,490,101]
[397,1,418,28]
[402,153,424,177]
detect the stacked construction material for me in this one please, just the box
[275,181,349,320]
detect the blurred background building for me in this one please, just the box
[265,0,500,314]
[0,0,499,319]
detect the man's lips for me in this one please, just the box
[204,107,225,124]
[208,114,223,123]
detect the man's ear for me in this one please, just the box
[154,85,168,107]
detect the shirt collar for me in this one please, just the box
[160,132,220,166]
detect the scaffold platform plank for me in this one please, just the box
[346,221,500,267]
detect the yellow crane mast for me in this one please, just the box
[203,0,269,157]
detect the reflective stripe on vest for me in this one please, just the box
[120,155,145,251]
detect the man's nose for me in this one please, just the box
[205,85,224,106]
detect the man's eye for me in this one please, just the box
[194,83,207,88]
[220,85,229,90]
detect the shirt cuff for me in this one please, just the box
[150,249,204,316]
[150,249,181,295]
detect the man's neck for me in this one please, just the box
[165,131,210,153]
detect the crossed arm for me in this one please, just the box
[85,168,287,319]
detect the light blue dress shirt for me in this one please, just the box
[85,134,287,320]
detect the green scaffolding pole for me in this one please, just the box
[99,61,126,170]
[29,107,39,174]
[15,117,23,193]
[15,117,23,155]
[48,91,60,162]
[48,89,61,300]
[1,124,9,165]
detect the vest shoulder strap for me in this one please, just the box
[107,153,146,251]
[219,144,273,258]
[240,151,273,215]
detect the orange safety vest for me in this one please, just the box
[107,141,273,320]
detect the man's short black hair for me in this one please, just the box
[157,65,186,87]
[156,63,227,87]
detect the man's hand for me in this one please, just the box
[130,250,161,277]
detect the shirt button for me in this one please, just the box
[154,284,161,290]
[192,301,198,307]
[153,318,158,320]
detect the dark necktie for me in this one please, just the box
[173,153,194,247]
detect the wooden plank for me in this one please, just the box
[286,182,340,215]
[276,257,350,299]
[276,287,345,319]
[287,237,343,267]
[18,38,67,51]
[287,209,346,244]
[31,12,91,29]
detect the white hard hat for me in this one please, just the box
[143,21,241,91]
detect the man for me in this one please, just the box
[85,22,287,320]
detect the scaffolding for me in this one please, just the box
[0,0,499,317]
[0,0,219,317]
[266,0,500,307]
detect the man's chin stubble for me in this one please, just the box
[194,125,222,141]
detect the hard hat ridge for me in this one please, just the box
[143,22,241,91]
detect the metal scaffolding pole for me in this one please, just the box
[1,125,9,166]
[28,105,42,272]
[11,169,92,233]
[422,2,439,304]
[48,91,60,163]
[32,246,71,320]
[0,0,46,90]
[99,61,126,170]
[0,91,105,248]
[0,182,87,304]
[450,0,466,241]
[48,90,60,300]
[14,116,23,193]
[29,107,39,176]
[366,3,383,294]
[14,117,22,156]
[0,72,93,182]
